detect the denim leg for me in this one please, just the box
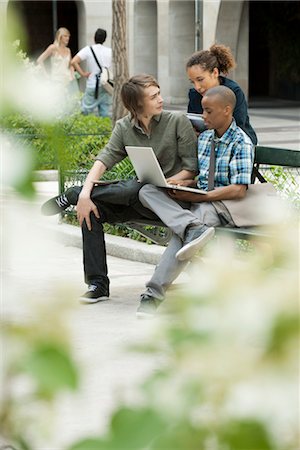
[143,207,220,299]
[139,184,200,239]
[140,186,222,300]
[144,234,189,300]
[82,213,109,290]
[97,87,112,118]
[67,180,143,207]
[81,86,112,118]
[91,180,143,205]
[81,202,159,288]
[81,203,129,288]
[81,87,98,115]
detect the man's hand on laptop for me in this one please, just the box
[166,178,197,188]
[168,188,204,203]
[166,179,204,203]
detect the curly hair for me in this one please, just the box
[186,44,236,75]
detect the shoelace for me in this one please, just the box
[87,285,98,292]
[55,194,69,208]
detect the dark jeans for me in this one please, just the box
[68,180,159,288]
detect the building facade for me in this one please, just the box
[4,0,300,104]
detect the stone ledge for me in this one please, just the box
[33,170,58,181]
[46,222,165,266]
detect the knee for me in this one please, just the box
[139,184,158,205]
[66,186,81,205]
[81,212,104,234]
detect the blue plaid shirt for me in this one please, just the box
[197,119,254,191]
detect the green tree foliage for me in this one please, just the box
[1,112,112,171]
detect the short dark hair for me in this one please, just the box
[121,74,160,120]
[94,28,107,44]
[204,85,236,111]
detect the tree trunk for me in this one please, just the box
[112,0,129,125]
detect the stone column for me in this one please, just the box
[235,1,249,97]
[84,0,112,46]
[133,0,158,77]
[157,0,171,102]
[215,0,249,99]
[203,0,220,49]
[169,0,195,103]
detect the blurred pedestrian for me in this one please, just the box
[37,27,75,89]
[71,28,112,118]
[187,44,257,144]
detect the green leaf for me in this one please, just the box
[68,437,108,450]
[14,174,36,199]
[152,422,209,450]
[108,406,166,449]
[220,419,274,450]
[266,314,299,357]
[23,343,78,394]
[15,434,33,450]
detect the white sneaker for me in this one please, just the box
[176,227,215,261]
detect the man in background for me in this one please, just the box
[71,28,112,117]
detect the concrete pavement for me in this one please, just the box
[249,106,300,150]
[2,189,169,448]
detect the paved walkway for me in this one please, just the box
[2,190,167,448]
[248,106,299,149]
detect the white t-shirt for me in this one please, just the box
[77,44,112,88]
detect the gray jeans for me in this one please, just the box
[139,184,222,299]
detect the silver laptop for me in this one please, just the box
[125,146,207,195]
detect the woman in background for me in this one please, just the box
[37,27,75,89]
[187,44,257,144]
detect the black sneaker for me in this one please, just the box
[41,192,71,216]
[136,294,163,319]
[79,284,110,304]
[41,187,80,216]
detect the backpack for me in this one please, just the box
[90,46,114,97]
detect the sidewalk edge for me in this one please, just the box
[46,222,165,266]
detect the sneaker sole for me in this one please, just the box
[79,295,109,304]
[41,199,70,216]
[176,227,215,261]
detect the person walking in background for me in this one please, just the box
[37,27,75,90]
[71,28,112,118]
[187,44,257,145]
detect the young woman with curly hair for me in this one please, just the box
[187,44,257,144]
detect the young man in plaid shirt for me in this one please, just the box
[137,85,254,317]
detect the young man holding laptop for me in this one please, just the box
[41,74,200,303]
[137,85,254,316]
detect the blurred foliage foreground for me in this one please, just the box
[1,217,299,450]
[0,112,112,173]
[1,15,299,450]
